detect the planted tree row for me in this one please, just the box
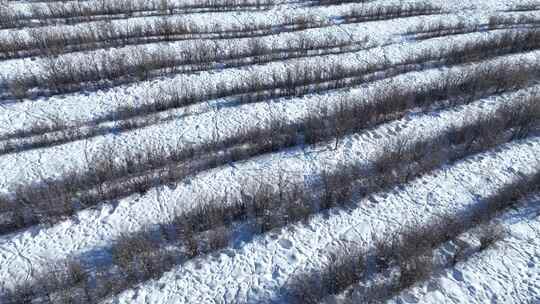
[5,93,539,303]
[0,56,536,235]
[1,22,536,158]
[317,0,373,5]
[6,15,538,101]
[407,14,540,40]
[0,0,288,29]
[505,3,540,12]
[3,27,538,139]
[287,170,540,303]
[0,2,441,60]
[3,32,373,99]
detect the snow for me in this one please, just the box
[390,195,540,304]
[0,44,538,193]
[105,136,540,303]
[0,83,537,294]
[0,2,538,137]
[0,0,539,302]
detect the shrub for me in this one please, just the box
[3,259,89,304]
[477,223,505,251]
[287,245,366,304]
[4,49,539,236]
[396,253,433,290]
[288,171,540,304]
[205,226,231,252]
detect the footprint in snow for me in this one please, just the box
[288,253,298,263]
[452,269,464,282]
[372,132,382,139]
[222,249,235,258]
[278,238,293,250]
[272,267,281,279]
[368,196,378,205]
[254,262,264,274]
[193,261,203,270]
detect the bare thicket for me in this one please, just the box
[407,14,540,40]
[287,172,538,304]
[6,101,538,302]
[0,0,276,29]
[0,1,443,61]
[8,94,539,301]
[2,60,538,235]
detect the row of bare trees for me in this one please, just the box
[287,170,540,303]
[0,2,441,59]
[4,93,539,303]
[1,56,537,235]
[0,0,281,29]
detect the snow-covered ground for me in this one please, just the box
[0,3,538,137]
[105,136,540,303]
[0,0,539,303]
[0,83,538,296]
[390,195,540,304]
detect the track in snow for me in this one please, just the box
[0,0,539,303]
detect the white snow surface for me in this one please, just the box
[0,1,538,138]
[390,196,540,304]
[0,84,538,295]
[104,136,540,303]
[0,0,539,303]
[1,47,539,194]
